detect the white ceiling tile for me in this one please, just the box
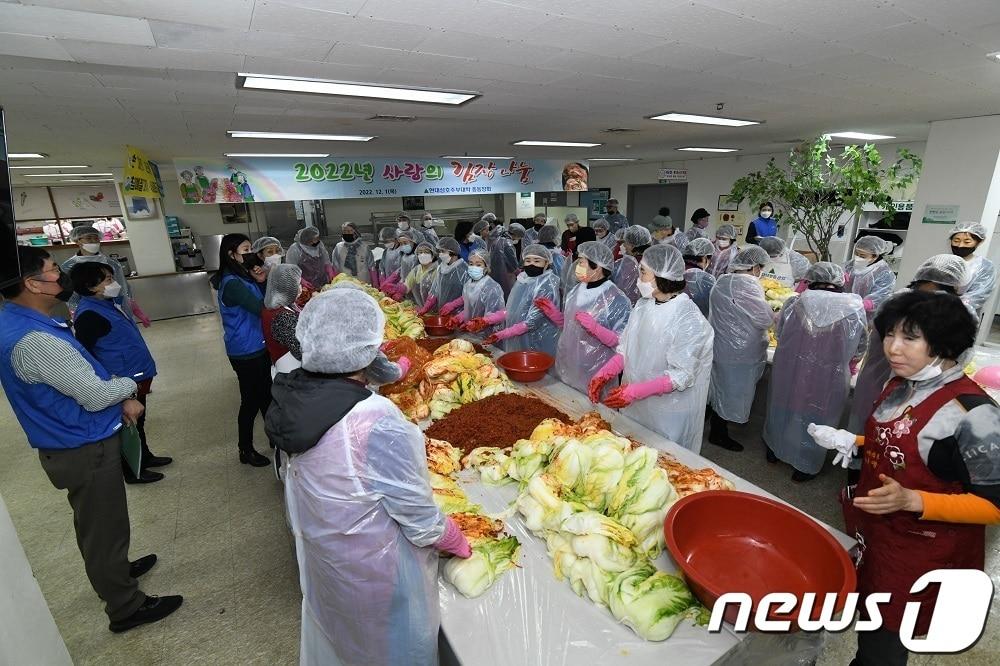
[337,17,435,51]
[59,40,245,73]
[700,0,913,36]
[521,18,666,58]
[628,42,750,72]
[889,0,1000,31]
[702,58,821,85]
[20,0,255,29]
[248,1,356,41]
[0,33,73,61]
[355,0,488,31]
[0,68,101,87]
[149,20,335,61]
[0,3,156,46]
[949,20,1000,51]
[242,55,382,81]
[831,21,984,72]
[416,30,565,68]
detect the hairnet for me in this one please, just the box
[438,237,461,255]
[378,226,397,242]
[623,224,653,247]
[251,236,282,254]
[640,244,684,280]
[805,261,846,287]
[649,215,673,230]
[538,225,559,244]
[264,263,302,309]
[415,241,435,255]
[592,218,610,232]
[522,243,552,265]
[716,224,737,240]
[472,219,490,236]
[397,229,415,243]
[913,254,970,291]
[565,213,580,224]
[342,221,360,234]
[685,237,716,258]
[468,247,490,268]
[757,236,785,257]
[508,222,526,238]
[69,225,100,242]
[297,289,385,374]
[670,233,690,255]
[950,221,987,241]
[397,212,410,221]
[296,226,320,244]
[480,212,497,224]
[854,235,893,255]
[577,240,614,270]
[614,228,626,241]
[730,246,770,271]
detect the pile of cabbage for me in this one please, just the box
[465,419,707,641]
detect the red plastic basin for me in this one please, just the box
[496,351,554,383]
[664,490,856,629]
[422,315,454,337]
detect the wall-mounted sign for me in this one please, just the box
[892,200,914,213]
[921,204,960,225]
[658,168,688,183]
[173,157,589,204]
[535,191,567,206]
[123,145,162,198]
[49,185,122,218]
[12,186,55,220]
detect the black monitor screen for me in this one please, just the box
[0,108,21,290]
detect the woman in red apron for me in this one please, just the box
[809,290,1000,665]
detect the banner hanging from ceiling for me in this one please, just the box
[123,145,163,198]
[171,156,589,204]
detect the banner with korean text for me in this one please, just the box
[172,156,589,204]
[123,145,163,198]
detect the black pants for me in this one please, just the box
[229,352,272,450]
[38,434,145,621]
[853,629,909,666]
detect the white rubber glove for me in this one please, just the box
[807,423,858,469]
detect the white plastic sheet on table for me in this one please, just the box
[435,367,856,666]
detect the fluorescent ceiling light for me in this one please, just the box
[10,164,90,169]
[441,155,515,160]
[25,172,112,177]
[225,153,330,157]
[58,179,115,183]
[827,131,895,141]
[987,51,1000,61]
[237,73,479,106]
[587,158,638,161]
[676,147,741,153]
[228,130,375,142]
[513,140,602,148]
[8,153,47,159]
[648,112,760,127]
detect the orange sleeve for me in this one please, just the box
[918,491,1000,524]
[855,435,865,447]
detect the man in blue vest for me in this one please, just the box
[0,246,182,633]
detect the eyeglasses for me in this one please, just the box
[26,265,61,280]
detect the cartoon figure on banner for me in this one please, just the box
[562,162,589,191]
[228,164,255,202]
[194,165,210,191]
[179,170,201,203]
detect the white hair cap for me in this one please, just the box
[297,289,385,374]
[640,244,684,281]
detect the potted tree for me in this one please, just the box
[728,136,922,261]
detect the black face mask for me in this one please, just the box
[522,265,544,277]
[534,222,545,230]
[343,234,356,243]
[951,244,975,258]
[35,272,74,302]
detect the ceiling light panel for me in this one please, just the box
[237,73,480,106]
[513,140,602,148]
[441,155,515,160]
[10,164,90,169]
[587,158,639,161]
[826,131,896,141]
[676,147,741,153]
[227,131,375,142]
[8,153,48,159]
[57,179,115,183]
[224,153,330,157]
[25,172,112,177]
[648,112,761,127]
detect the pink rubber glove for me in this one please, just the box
[369,268,380,289]
[131,301,151,328]
[447,312,466,329]
[435,517,472,558]
[849,358,859,376]
[533,297,564,327]
[794,280,808,294]
[604,375,673,409]
[396,356,411,377]
[482,309,507,325]
[379,281,399,297]
[483,321,529,346]
[575,311,619,348]
[383,269,401,286]
[862,298,874,313]
[325,265,337,282]
[588,353,625,403]
[300,278,316,291]
[417,295,437,316]
[440,297,464,316]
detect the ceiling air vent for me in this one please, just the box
[368,114,417,122]
[602,127,639,133]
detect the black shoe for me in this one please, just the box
[791,469,818,483]
[144,455,173,468]
[130,554,157,578]
[124,469,165,484]
[765,448,778,464]
[239,448,270,467]
[109,595,183,633]
[708,433,744,452]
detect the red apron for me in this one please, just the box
[844,375,986,634]
[261,305,296,364]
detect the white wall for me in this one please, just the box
[0,495,73,666]
[160,184,229,237]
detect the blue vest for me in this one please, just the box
[753,216,778,238]
[217,273,266,357]
[74,296,157,382]
[0,303,123,449]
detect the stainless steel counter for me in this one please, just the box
[128,270,216,321]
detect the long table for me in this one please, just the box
[436,370,855,666]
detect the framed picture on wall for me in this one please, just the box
[119,185,158,220]
[718,194,739,212]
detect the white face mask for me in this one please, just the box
[400,244,413,255]
[852,256,871,271]
[468,265,485,281]
[102,281,122,299]
[905,357,943,382]
[82,243,101,254]
[398,221,409,230]
[423,219,434,228]
[717,239,731,249]
[417,253,433,265]
[439,252,451,263]
[264,254,282,268]
[636,277,656,299]
[760,211,772,219]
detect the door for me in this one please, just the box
[627,184,688,230]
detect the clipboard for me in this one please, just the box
[121,424,143,477]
